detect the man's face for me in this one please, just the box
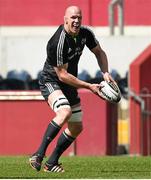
[64,8,82,36]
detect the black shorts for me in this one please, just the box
[39,79,81,106]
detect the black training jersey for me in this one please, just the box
[41,24,98,83]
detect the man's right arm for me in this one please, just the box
[54,64,100,94]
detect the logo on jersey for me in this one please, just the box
[68,48,72,54]
[81,38,86,45]
[68,47,82,60]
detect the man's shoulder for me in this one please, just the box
[53,25,64,37]
[48,25,65,44]
[80,26,95,36]
[80,26,93,32]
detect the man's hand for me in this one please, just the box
[89,83,107,100]
[88,83,101,95]
[103,72,115,83]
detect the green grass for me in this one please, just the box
[0,156,151,179]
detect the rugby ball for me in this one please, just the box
[98,81,121,103]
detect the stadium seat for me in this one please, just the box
[0,75,4,90]
[37,70,42,80]
[18,70,32,82]
[0,74,3,81]
[5,70,32,90]
[110,69,121,82]
[28,71,42,90]
[118,71,128,98]
[78,70,91,82]
[7,70,32,82]
[0,79,27,90]
[95,70,103,79]
[28,79,39,90]
[88,70,103,83]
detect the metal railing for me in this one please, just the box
[129,89,151,155]
[108,0,124,35]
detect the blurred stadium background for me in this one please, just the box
[0,0,151,157]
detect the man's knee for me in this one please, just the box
[53,108,72,127]
[57,108,72,125]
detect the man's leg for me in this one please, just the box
[44,104,83,172]
[29,90,72,171]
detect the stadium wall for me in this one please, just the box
[1,0,151,78]
[0,30,150,78]
[0,0,151,26]
[0,90,117,156]
[130,44,151,156]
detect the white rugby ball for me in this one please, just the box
[98,81,121,103]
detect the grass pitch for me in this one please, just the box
[0,155,151,179]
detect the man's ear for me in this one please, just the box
[64,16,68,24]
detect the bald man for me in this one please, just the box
[29,5,113,172]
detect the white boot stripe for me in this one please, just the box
[57,167,62,172]
[51,165,57,171]
[44,163,64,172]
[54,166,60,172]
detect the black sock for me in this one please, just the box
[36,120,61,157]
[47,131,75,165]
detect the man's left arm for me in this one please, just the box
[91,44,114,82]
